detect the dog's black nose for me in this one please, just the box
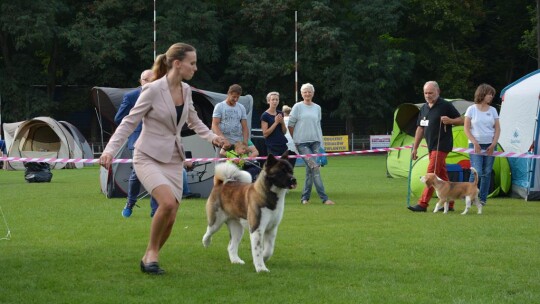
[291,177,297,184]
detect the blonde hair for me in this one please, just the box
[152,43,196,80]
[266,91,280,102]
[234,142,248,155]
[282,105,292,115]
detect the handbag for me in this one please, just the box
[316,147,328,166]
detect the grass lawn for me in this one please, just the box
[1,154,539,303]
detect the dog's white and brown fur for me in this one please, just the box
[420,167,482,215]
[202,151,297,272]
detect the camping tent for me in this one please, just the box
[499,69,540,200]
[386,99,511,198]
[2,117,91,170]
[59,120,94,166]
[91,86,254,198]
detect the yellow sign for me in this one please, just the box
[323,135,349,152]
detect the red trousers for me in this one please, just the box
[418,151,454,208]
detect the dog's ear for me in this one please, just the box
[266,153,277,167]
[280,150,289,160]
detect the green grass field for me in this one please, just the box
[1,155,540,303]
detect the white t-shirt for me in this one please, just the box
[283,116,298,153]
[464,105,499,144]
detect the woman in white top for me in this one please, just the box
[464,83,500,206]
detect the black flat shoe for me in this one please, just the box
[407,204,427,212]
[140,260,165,275]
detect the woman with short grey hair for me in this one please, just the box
[287,83,334,205]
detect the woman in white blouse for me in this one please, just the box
[464,83,501,206]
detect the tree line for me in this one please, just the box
[0,0,536,141]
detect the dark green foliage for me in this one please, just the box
[0,0,535,134]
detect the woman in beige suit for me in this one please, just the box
[100,43,228,275]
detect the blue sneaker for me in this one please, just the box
[122,202,135,218]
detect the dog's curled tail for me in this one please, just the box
[214,162,252,186]
[470,167,478,186]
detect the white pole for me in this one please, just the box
[295,10,298,103]
[154,0,157,60]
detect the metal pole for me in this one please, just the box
[295,10,298,103]
[406,149,414,207]
[154,0,157,61]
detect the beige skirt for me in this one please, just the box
[133,148,184,202]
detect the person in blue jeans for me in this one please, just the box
[114,69,159,218]
[181,161,201,199]
[288,83,334,205]
[464,83,500,206]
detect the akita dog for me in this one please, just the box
[202,152,297,272]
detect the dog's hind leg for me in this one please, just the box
[250,228,269,272]
[227,219,245,265]
[474,196,482,215]
[461,196,472,215]
[202,209,228,247]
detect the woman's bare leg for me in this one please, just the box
[142,185,179,264]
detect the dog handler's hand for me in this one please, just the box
[213,136,230,149]
[99,152,113,169]
[411,148,418,160]
[486,144,495,156]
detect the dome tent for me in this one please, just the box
[3,117,89,170]
[499,69,540,200]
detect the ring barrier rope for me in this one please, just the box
[1,145,537,241]
[1,145,539,164]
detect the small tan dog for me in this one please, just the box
[420,167,482,215]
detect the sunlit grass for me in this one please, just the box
[1,155,539,303]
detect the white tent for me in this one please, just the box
[499,70,540,200]
[2,117,91,170]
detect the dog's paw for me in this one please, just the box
[202,235,212,247]
[230,257,245,265]
[256,266,270,273]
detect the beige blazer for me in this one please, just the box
[103,76,217,162]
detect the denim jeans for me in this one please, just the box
[127,167,158,211]
[296,142,329,202]
[468,143,495,202]
[182,168,190,195]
